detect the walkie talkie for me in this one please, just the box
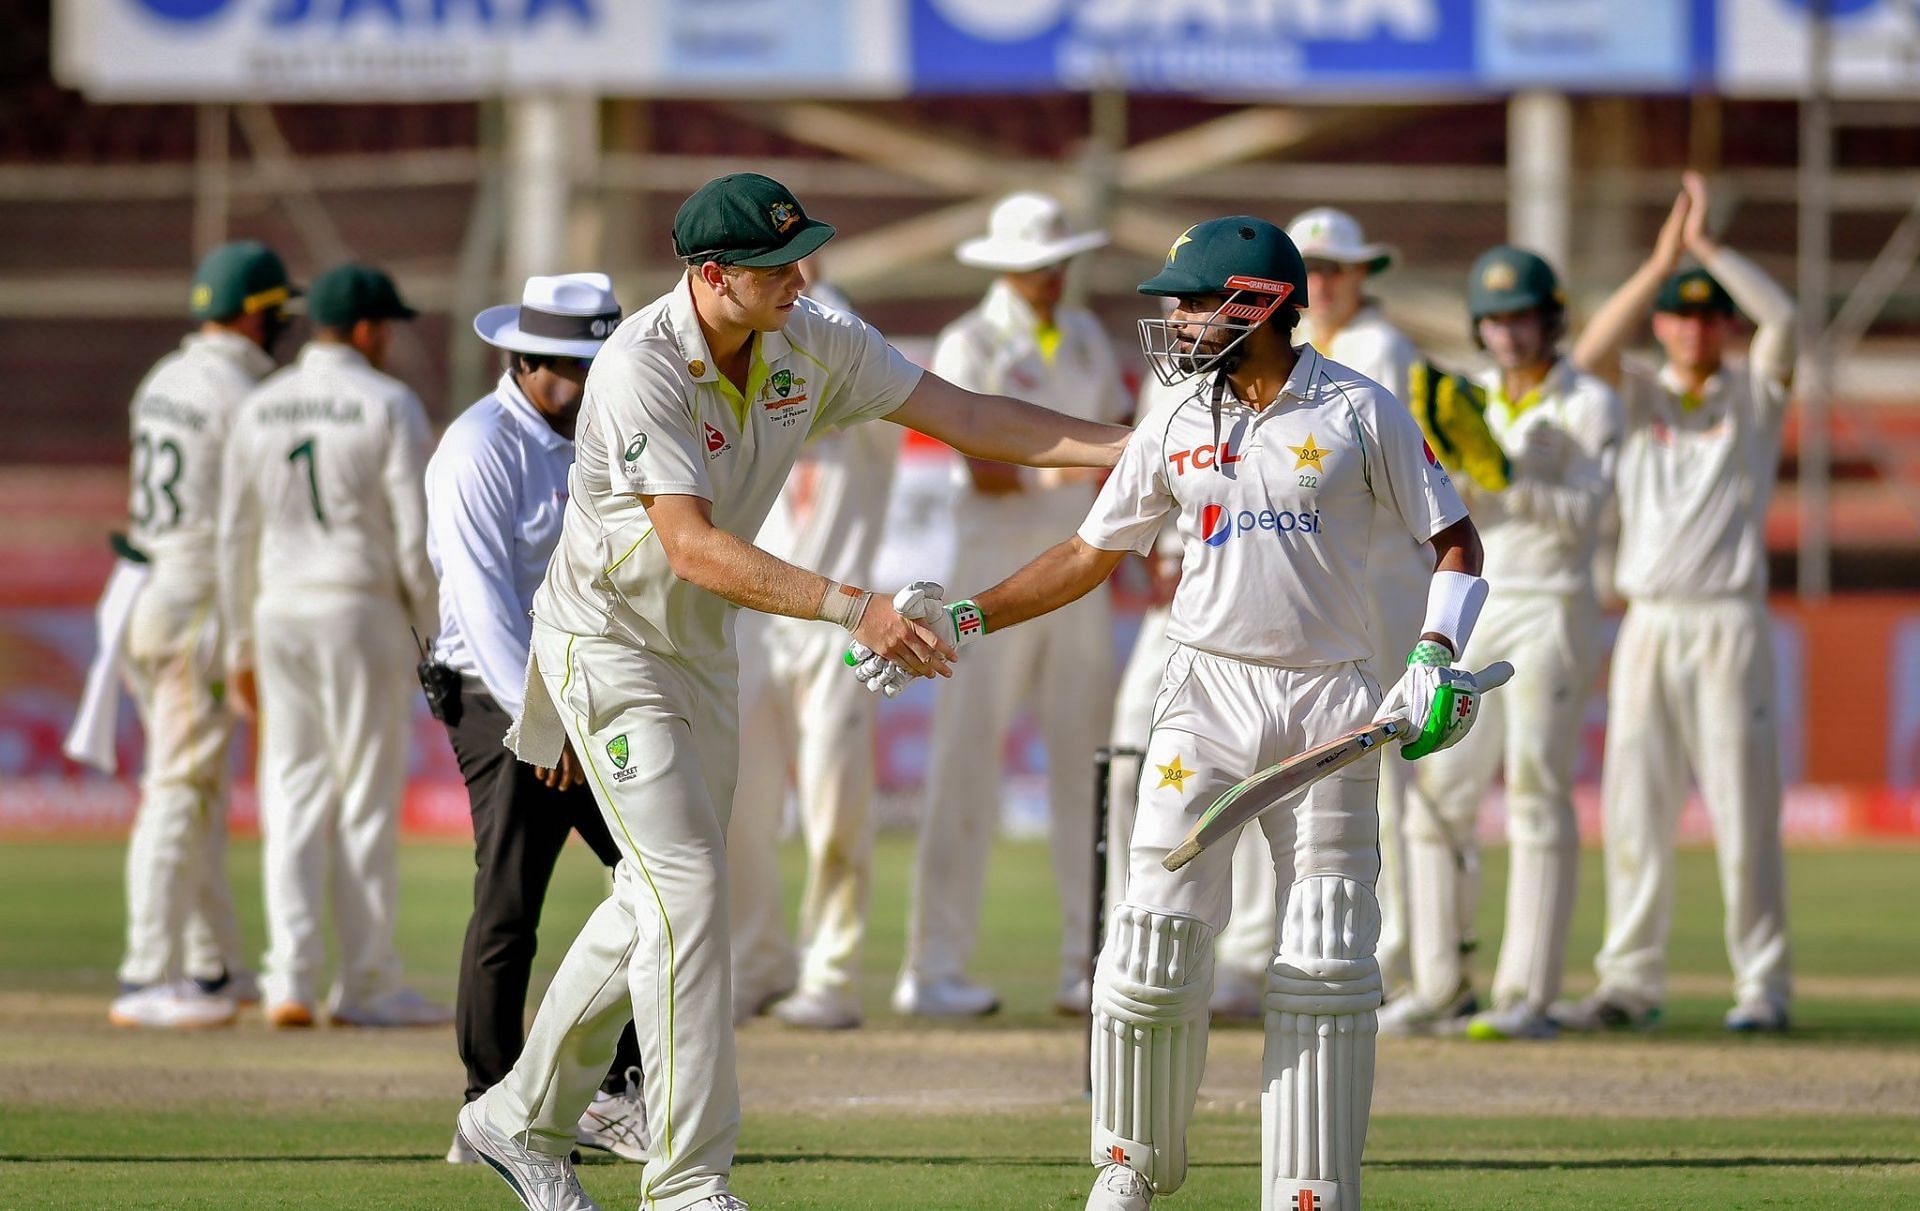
[413,627,462,725]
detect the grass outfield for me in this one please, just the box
[1,835,1917,1209]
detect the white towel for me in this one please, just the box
[63,558,150,774]
[503,645,566,766]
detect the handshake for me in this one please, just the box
[842,581,985,698]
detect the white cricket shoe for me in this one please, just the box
[773,986,863,1031]
[1208,967,1264,1023]
[448,1127,482,1164]
[1547,991,1662,1033]
[1465,1001,1558,1041]
[891,973,999,1018]
[330,987,453,1028]
[1724,997,1790,1034]
[1085,1163,1153,1210]
[108,981,237,1030]
[576,1067,649,1162]
[732,977,795,1027]
[1376,983,1478,1038]
[456,1101,601,1211]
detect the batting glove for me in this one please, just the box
[1378,641,1488,760]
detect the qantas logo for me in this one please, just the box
[1199,502,1323,547]
[1167,440,1241,476]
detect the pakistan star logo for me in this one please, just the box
[606,734,630,770]
[1156,754,1196,794]
[1167,225,1196,265]
[1289,433,1330,473]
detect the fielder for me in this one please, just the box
[853,216,1488,1211]
[1211,208,1430,1020]
[107,241,295,1029]
[1559,173,1795,1033]
[728,282,899,1030]
[217,263,447,1028]
[901,191,1129,1018]
[453,172,1129,1211]
[1388,247,1621,1042]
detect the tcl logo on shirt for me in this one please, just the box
[1167,440,1241,476]
[1198,502,1323,546]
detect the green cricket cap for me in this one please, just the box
[308,263,418,329]
[1467,245,1564,319]
[672,173,835,269]
[1137,216,1310,309]
[1655,267,1737,317]
[190,240,298,321]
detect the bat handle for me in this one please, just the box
[1471,660,1516,692]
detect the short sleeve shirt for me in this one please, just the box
[1078,347,1466,667]
[533,276,924,659]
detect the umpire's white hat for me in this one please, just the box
[474,273,622,359]
[1286,207,1397,276]
[957,192,1108,273]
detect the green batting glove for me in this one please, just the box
[1391,640,1483,761]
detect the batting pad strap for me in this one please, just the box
[1266,877,1383,1016]
[1419,570,1487,657]
[815,580,873,631]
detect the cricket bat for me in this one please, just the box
[1162,661,1514,872]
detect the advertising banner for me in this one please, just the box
[54,0,904,101]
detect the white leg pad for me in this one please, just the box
[1262,876,1381,1211]
[1090,902,1215,1194]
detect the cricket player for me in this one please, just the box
[728,283,900,1032]
[217,263,446,1028]
[1211,208,1430,1020]
[433,272,647,1165]
[852,216,1489,1211]
[107,241,295,1029]
[1387,246,1621,1042]
[453,172,1129,1211]
[899,191,1129,1018]
[1559,173,1795,1033]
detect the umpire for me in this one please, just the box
[426,273,647,1165]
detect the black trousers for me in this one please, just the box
[444,684,642,1102]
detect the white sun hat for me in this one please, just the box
[1285,207,1397,276]
[474,272,623,359]
[956,192,1109,273]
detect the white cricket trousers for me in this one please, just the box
[254,591,413,1010]
[1106,606,1176,908]
[1406,589,1597,1013]
[119,582,247,988]
[728,613,875,999]
[1593,598,1791,1011]
[906,584,1116,986]
[1216,589,1424,997]
[479,624,740,1211]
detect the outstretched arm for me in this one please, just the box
[1572,176,1695,388]
[888,372,1130,469]
[974,536,1130,632]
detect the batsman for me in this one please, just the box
[854,217,1492,1210]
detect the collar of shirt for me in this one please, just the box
[667,273,792,426]
[1655,359,1725,413]
[494,370,571,455]
[980,278,1068,365]
[1487,356,1572,419]
[1215,343,1323,415]
[299,341,371,372]
[183,327,275,380]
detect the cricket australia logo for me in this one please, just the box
[759,368,812,425]
[768,200,800,234]
[607,734,638,783]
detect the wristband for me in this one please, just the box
[817,581,874,631]
[1420,570,1488,656]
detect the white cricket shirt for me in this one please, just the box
[126,329,277,598]
[217,342,438,669]
[932,279,1131,558]
[425,372,574,716]
[1079,346,1467,667]
[1471,359,1622,595]
[532,276,924,660]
